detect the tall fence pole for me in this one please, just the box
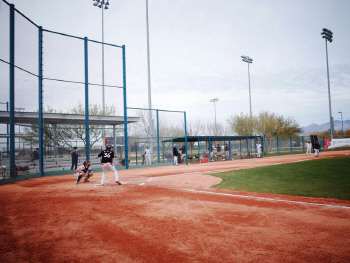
[9,4,15,177]
[184,111,188,165]
[156,109,160,163]
[84,37,90,161]
[122,45,129,169]
[38,26,44,176]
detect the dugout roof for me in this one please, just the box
[0,111,140,126]
[163,135,261,143]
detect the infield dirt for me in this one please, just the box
[1,151,349,262]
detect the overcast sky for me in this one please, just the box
[2,0,350,128]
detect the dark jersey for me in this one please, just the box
[173,147,179,156]
[98,150,115,163]
[181,147,186,154]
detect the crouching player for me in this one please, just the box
[74,160,93,185]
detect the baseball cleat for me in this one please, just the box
[116,181,122,185]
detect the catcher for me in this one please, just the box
[74,160,93,185]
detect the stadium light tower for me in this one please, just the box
[93,0,109,144]
[210,98,219,130]
[321,28,334,140]
[338,111,343,134]
[241,55,253,118]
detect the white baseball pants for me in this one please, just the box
[101,163,119,185]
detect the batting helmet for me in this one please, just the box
[106,145,113,150]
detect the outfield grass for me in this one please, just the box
[211,156,350,200]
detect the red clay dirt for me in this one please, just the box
[1,151,350,262]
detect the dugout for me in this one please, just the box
[162,135,263,164]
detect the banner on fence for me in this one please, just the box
[327,139,350,149]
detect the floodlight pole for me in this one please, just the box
[93,0,109,145]
[210,98,219,132]
[321,28,333,140]
[338,111,343,135]
[146,0,153,139]
[241,56,253,118]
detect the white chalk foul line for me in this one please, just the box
[158,187,350,210]
[122,178,153,185]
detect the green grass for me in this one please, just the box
[211,156,350,200]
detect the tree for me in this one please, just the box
[227,113,254,136]
[65,102,118,146]
[22,102,118,154]
[227,111,302,153]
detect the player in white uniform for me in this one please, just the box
[306,140,312,155]
[98,145,121,185]
[144,145,152,165]
[256,142,262,158]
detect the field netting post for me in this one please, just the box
[38,26,44,177]
[9,4,15,177]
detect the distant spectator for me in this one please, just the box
[224,144,230,160]
[31,148,39,165]
[144,145,152,165]
[208,144,214,162]
[173,144,179,166]
[70,147,79,170]
[217,144,222,161]
[180,145,186,161]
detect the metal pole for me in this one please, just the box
[339,112,343,134]
[9,4,15,178]
[184,111,188,165]
[146,0,153,136]
[248,63,252,118]
[84,37,90,161]
[101,3,106,144]
[102,5,105,114]
[214,101,217,128]
[122,45,129,169]
[38,26,44,176]
[157,109,160,163]
[325,39,333,140]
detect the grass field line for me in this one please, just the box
[158,187,350,210]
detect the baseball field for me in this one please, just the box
[1,150,349,262]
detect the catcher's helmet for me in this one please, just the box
[106,145,113,150]
[83,160,90,166]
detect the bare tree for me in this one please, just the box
[22,102,119,152]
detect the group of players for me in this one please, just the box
[74,145,122,186]
[75,140,322,185]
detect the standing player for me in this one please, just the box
[98,145,122,185]
[217,144,222,161]
[224,144,230,161]
[180,145,186,162]
[314,141,321,157]
[306,140,312,155]
[173,144,179,166]
[256,141,262,158]
[144,145,152,165]
[74,160,93,185]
